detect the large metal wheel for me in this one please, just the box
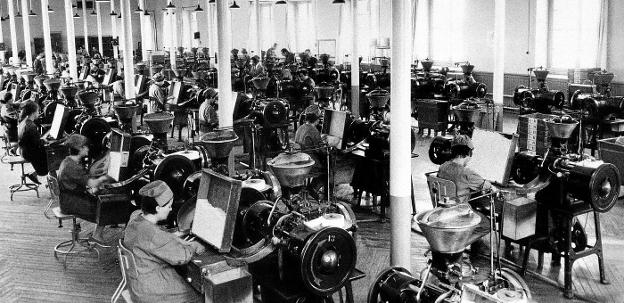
[499,267,532,301]
[300,227,357,295]
[367,267,418,303]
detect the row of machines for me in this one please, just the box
[14,63,373,301]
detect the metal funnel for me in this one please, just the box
[34,75,49,88]
[144,112,174,134]
[533,69,550,82]
[60,86,79,100]
[460,64,474,75]
[113,104,141,122]
[367,88,390,108]
[421,59,434,72]
[43,78,61,91]
[77,90,99,106]
[315,85,335,99]
[591,71,615,86]
[21,71,37,83]
[197,128,239,159]
[415,205,482,254]
[252,76,270,90]
[453,107,482,123]
[545,118,579,139]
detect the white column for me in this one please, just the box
[121,0,135,99]
[255,0,261,58]
[21,0,32,66]
[169,8,177,69]
[350,0,360,118]
[534,0,547,67]
[82,0,89,52]
[493,0,505,109]
[216,0,233,127]
[65,0,78,79]
[7,0,18,66]
[111,0,118,59]
[42,0,54,73]
[139,0,148,60]
[389,0,412,269]
[191,7,199,48]
[0,5,4,64]
[96,2,103,55]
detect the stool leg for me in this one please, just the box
[520,244,531,276]
[344,281,354,303]
[537,252,544,270]
[594,212,609,285]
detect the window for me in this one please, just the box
[429,0,465,63]
[549,0,601,68]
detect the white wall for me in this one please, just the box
[3,0,623,82]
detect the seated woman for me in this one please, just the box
[17,101,48,183]
[437,135,498,204]
[123,180,205,303]
[57,134,112,243]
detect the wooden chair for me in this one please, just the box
[112,239,136,303]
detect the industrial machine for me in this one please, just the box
[569,70,624,152]
[508,115,619,298]
[445,62,488,101]
[411,59,448,100]
[513,67,566,114]
[368,201,532,303]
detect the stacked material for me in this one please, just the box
[517,113,556,156]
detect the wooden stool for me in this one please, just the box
[4,156,39,201]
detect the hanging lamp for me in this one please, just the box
[229,1,240,9]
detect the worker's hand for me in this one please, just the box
[188,240,206,255]
[324,135,341,148]
[490,185,500,194]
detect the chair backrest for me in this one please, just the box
[117,239,138,279]
[425,171,458,207]
[44,173,60,219]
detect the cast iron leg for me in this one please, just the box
[594,212,609,285]
[564,218,574,299]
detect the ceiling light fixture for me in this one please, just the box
[134,4,142,13]
[332,0,345,3]
[193,4,204,12]
[143,9,150,16]
[229,1,240,9]
[110,10,117,16]
[165,0,176,11]
[48,5,54,13]
[91,9,97,16]
[276,0,287,4]
[73,12,80,18]
[28,0,36,16]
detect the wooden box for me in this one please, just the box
[502,197,536,240]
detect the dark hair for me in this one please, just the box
[1,92,11,104]
[141,196,159,215]
[281,48,288,53]
[19,101,39,121]
[305,112,319,123]
[451,145,473,159]
[298,69,308,76]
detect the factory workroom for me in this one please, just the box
[1,0,624,302]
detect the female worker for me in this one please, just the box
[17,101,48,183]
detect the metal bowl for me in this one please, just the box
[367,89,390,108]
[60,86,79,100]
[545,118,578,139]
[144,112,174,134]
[252,77,270,90]
[114,104,141,121]
[591,72,615,86]
[197,129,239,159]
[268,152,315,188]
[460,64,475,75]
[415,207,481,254]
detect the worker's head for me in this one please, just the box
[450,135,474,164]
[303,105,321,124]
[231,48,239,56]
[305,112,320,124]
[297,69,309,80]
[65,134,90,157]
[139,180,174,221]
[320,54,330,65]
[152,73,165,86]
[251,56,260,64]
[281,48,289,56]
[19,100,39,121]
[241,48,248,55]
